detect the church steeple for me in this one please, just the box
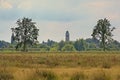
[65,31,70,42]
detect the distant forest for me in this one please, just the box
[0,38,120,51]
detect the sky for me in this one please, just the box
[0,0,120,43]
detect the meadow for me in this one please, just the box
[0,51,120,80]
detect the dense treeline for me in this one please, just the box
[0,41,10,48]
[0,38,120,51]
[36,38,120,51]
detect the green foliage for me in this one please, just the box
[86,38,100,49]
[50,45,59,52]
[74,39,87,51]
[91,18,115,51]
[47,39,56,47]
[62,44,76,51]
[58,40,65,51]
[1,39,120,52]
[107,40,120,50]
[39,44,50,51]
[11,17,39,52]
[0,41,10,48]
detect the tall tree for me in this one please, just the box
[91,18,115,51]
[11,17,39,52]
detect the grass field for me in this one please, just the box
[0,52,120,80]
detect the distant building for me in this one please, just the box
[65,31,70,41]
[11,33,15,44]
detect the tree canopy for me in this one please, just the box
[11,17,39,52]
[91,18,115,51]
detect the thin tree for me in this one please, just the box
[11,17,39,52]
[91,18,115,51]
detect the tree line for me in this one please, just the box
[1,38,120,51]
[1,17,119,52]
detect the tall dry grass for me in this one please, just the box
[0,52,119,80]
[0,52,120,68]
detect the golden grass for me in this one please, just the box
[0,67,120,80]
[0,52,119,80]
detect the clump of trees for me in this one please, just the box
[33,38,120,52]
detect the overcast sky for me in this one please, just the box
[0,0,120,43]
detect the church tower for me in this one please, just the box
[65,31,70,42]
